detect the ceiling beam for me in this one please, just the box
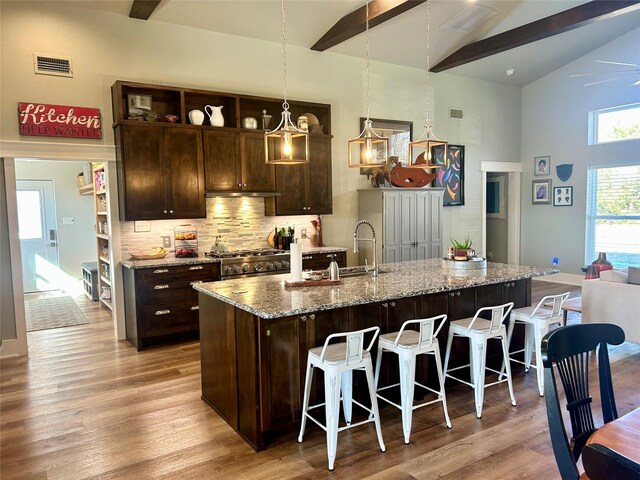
[311,0,426,52]
[129,0,161,20]
[432,0,640,73]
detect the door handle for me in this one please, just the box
[49,242,57,247]
[49,229,56,241]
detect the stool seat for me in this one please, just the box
[444,302,516,419]
[298,326,385,470]
[511,306,553,319]
[374,315,451,444]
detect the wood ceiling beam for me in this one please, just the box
[311,0,426,52]
[432,0,640,73]
[129,0,161,20]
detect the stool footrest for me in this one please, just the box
[445,373,474,388]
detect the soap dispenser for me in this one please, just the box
[328,254,340,281]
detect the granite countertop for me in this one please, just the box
[194,258,559,319]
[120,245,347,269]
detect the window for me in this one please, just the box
[589,103,640,145]
[585,164,640,269]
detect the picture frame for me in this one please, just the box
[553,185,573,206]
[534,155,551,176]
[358,118,412,174]
[127,93,152,115]
[532,179,551,204]
[431,144,465,206]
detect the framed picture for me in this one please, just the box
[127,93,152,115]
[432,144,464,206]
[532,179,551,204]
[534,155,550,176]
[358,118,412,174]
[554,185,573,206]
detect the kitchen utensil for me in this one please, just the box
[328,254,340,281]
[204,105,224,127]
[242,117,258,129]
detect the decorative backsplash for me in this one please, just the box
[119,197,316,258]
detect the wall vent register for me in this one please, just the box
[34,54,73,77]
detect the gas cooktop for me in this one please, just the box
[204,248,287,259]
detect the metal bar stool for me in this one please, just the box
[502,292,570,396]
[443,302,516,418]
[374,314,452,444]
[298,326,385,471]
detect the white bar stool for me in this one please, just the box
[502,292,570,396]
[443,302,516,418]
[373,314,452,444]
[298,326,385,471]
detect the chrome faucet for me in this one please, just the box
[353,220,378,277]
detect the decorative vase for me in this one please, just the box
[584,265,599,280]
[188,109,204,125]
[205,105,224,127]
[591,252,613,277]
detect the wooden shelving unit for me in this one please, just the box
[92,163,113,311]
[79,183,93,196]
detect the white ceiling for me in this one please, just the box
[72,0,640,86]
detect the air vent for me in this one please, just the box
[34,54,73,77]
[441,4,499,34]
[450,108,463,119]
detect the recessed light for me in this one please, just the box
[505,69,515,76]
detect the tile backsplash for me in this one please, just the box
[120,197,317,257]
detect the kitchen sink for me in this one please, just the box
[338,266,388,277]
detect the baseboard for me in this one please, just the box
[533,273,583,286]
[0,338,27,358]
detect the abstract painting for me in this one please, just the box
[431,144,464,206]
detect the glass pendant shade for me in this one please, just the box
[265,108,309,165]
[348,119,389,168]
[408,125,447,169]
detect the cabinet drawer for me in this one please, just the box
[139,283,199,304]
[136,263,219,285]
[140,303,200,338]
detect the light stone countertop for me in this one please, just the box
[194,258,559,319]
[120,246,347,269]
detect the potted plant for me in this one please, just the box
[450,236,474,259]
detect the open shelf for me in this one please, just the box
[79,184,93,196]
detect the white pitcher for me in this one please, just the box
[188,109,205,125]
[205,105,224,127]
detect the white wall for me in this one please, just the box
[520,28,640,273]
[14,160,96,279]
[1,1,522,263]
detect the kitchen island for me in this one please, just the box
[194,259,557,450]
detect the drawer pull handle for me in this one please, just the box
[190,305,199,311]
[189,266,203,270]
[300,315,307,321]
[153,269,169,274]
[382,302,388,308]
[390,301,396,307]
[155,309,170,316]
[153,284,169,290]
[449,292,455,297]
[302,256,313,260]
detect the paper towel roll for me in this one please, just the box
[290,242,303,282]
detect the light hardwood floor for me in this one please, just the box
[1,282,639,479]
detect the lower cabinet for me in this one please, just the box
[123,263,220,350]
[301,250,347,271]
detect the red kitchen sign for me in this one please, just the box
[18,102,102,139]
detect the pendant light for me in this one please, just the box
[408,0,447,169]
[265,0,309,165]
[348,1,389,168]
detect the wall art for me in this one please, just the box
[532,179,551,204]
[553,185,573,206]
[432,144,464,206]
[534,156,550,176]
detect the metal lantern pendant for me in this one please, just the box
[408,0,447,169]
[265,0,309,165]
[265,103,309,165]
[348,0,388,168]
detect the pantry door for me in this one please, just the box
[16,180,59,292]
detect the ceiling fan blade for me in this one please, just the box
[634,80,640,86]
[571,69,640,78]
[584,73,639,86]
[595,60,639,67]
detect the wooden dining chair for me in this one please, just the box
[541,323,625,480]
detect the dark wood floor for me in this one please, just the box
[1,281,639,479]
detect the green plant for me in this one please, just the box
[451,236,472,249]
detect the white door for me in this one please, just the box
[16,180,59,292]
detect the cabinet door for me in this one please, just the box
[164,128,206,218]
[272,164,306,215]
[203,130,241,191]
[415,191,430,260]
[399,191,416,261]
[118,125,166,220]
[430,190,444,247]
[240,133,276,191]
[306,136,332,214]
[383,192,401,262]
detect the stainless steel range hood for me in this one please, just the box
[205,191,280,198]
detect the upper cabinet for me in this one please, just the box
[112,81,332,219]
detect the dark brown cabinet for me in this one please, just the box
[265,136,332,216]
[301,250,347,271]
[240,133,276,192]
[116,125,205,221]
[123,262,219,350]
